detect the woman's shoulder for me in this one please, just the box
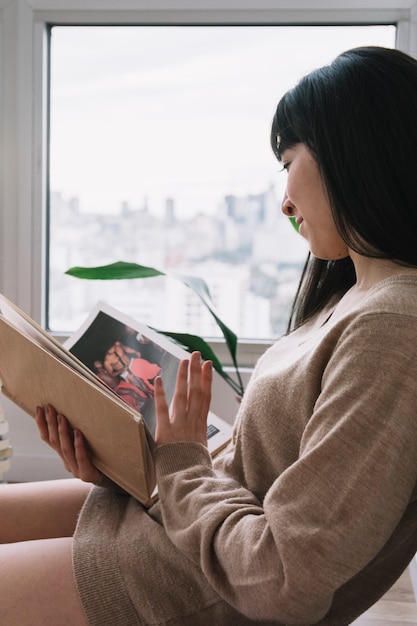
[258,274,417,370]
[362,274,417,319]
[321,274,417,360]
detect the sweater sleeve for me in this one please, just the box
[154,311,417,624]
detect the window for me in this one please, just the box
[0,1,408,483]
[48,24,395,343]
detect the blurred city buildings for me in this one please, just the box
[49,184,308,340]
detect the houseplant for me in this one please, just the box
[66,261,245,398]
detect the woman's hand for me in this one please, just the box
[154,351,212,447]
[35,404,102,484]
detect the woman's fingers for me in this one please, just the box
[36,405,71,472]
[186,352,203,417]
[44,404,61,448]
[199,359,213,441]
[73,429,102,483]
[35,405,51,443]
[154,352,212,447]
[57,412,78,474]
[154,375,172,446]
[170,358,190,420]
[187,353,211,443]
[36,405,65,454]
[35,405,101,483]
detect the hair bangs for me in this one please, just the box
[270,93,301,161]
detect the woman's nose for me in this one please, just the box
[281,191,295,217]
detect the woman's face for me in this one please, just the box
[281,143,348,261]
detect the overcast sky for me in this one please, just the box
[50,24,395,217]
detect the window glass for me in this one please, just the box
[49,24,396,338]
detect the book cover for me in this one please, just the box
[0,295,232,505]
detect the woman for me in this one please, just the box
[3,46,417,625]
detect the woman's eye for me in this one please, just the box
[280,162,290,172]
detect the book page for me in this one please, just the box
[0,294,99,384]
[65,301,232,451]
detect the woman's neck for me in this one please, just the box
[325,252,417,323]
[349,250,417,293]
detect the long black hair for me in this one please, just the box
[271,46,417,331]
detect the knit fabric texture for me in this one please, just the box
[73,275,417,625]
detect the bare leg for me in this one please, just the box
[1,536,89,625]
[0,478,92,543]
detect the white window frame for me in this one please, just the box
[0,0,417,365]
[0,0,415,367]
[1,0,416,483]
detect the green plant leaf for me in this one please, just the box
[66,261,245,396]
[289,216,299,233]
[66,261,163,281]
[66,262,235,357]
[158,330,242,396]
[156,330,223,373]
[171,271,239,361]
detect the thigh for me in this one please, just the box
[0,478,92,543]
[1,536,89,625]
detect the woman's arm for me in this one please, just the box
[153,315,417,624]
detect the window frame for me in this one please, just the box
[1,0,416,484]
[0,0,415,370]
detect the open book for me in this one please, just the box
[0,295,232,505]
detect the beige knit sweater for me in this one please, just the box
[73,275,417,625]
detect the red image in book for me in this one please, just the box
[96,341,162,412]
